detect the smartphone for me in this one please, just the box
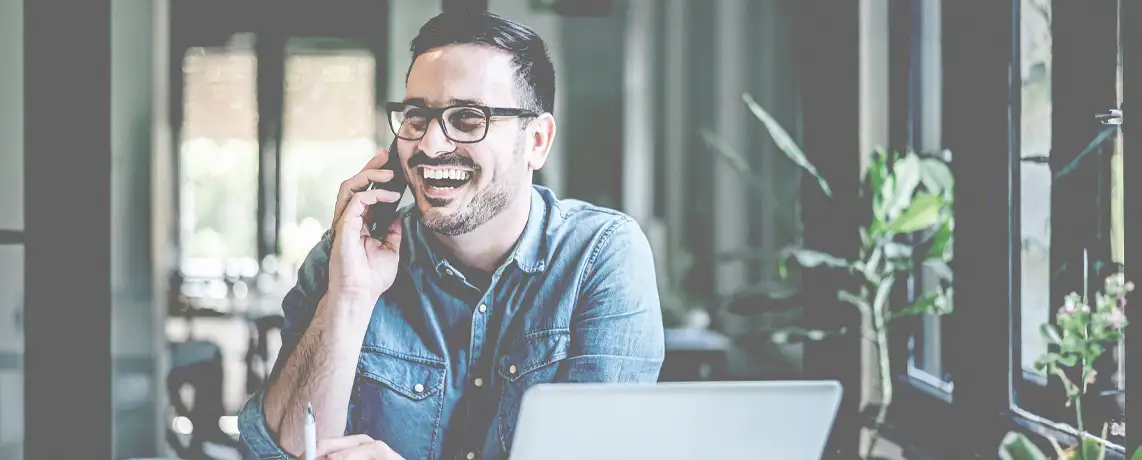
[365,138,409,239]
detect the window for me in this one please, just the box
[1018,0,1052,386]
[1014,0,1127,448]
[178,45,260,280]
[905,0,954,392]
[279,43,379,272]
[0,1,22,457]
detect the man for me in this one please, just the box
[237,11,665,460]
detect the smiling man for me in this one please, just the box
[237,11,665,460]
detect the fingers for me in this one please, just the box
[358,148,391,173]
[323,439,402,460]
[336,189,403,239]
[334,169,397,224]
[313,434,375,458]
[380,215,403,251]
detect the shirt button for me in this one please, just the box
[466,452,476,460]
[478,303,487,313]
[508,364,518,375]
[413,383,425,394]
[445,268,454,276]
[474,378,484,387]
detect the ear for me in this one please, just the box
[525,113,556,170]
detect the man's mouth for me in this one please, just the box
[420,167,473,190]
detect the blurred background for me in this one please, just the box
[0,0,1135,459]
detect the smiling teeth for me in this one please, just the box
[423,169,470,180]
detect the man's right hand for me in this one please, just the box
[328,147,405,310]
[300,434,405,460]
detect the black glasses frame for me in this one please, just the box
[384,101,539,144]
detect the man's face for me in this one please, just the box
[399,44,538,236]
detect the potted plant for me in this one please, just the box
[999,272,1135,459]
[704,94,955,458]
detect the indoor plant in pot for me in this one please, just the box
[707,94,956,459]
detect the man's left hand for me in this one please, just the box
[301,434,405,460]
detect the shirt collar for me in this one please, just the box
[414,186,549,278]
[505,187,548,273]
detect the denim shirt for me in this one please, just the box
[237,185,665,460]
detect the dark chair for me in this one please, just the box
[167,339,236,459]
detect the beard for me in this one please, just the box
[419,135,527,236]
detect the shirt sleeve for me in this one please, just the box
[555,216,666,383]
[237,230,333,459]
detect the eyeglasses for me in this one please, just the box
[385,102,539,144]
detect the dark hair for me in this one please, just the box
[408,11,556,115]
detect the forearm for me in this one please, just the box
[262,294,372,454]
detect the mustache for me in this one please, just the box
[407,151,478,170]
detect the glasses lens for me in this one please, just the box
[442,107,488,142]
[390,106,426,140]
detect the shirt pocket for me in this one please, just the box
[495,329,571,453]
[356,346,447,460]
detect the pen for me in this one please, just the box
[304,402,317,460]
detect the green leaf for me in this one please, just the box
[1079,424,1108,460]
[1040,324,1063,345]
[885,153,922,219]
[888,193,944,233]
[926,218,954,260]
[883,241,914,261]
[785,248,851,270]
[889,292,939,321]
[924,260,953,283]
[919,156,955,196]
[998,431,1048,460]
[742,93,832,197]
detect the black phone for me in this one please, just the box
[365,138,409,239]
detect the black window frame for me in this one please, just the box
[1011,0,1127,450]
[858,0,1141,458]
[168,1,391,283]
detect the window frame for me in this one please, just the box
[1124,0,1141,452]
[871,0,1139,458]
[1011,0,1126,449]
[168,1,391,282]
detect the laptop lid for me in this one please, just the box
[508,380,843,460]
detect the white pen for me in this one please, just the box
[304,402,317,460]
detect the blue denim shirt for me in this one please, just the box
[237,185,665,460]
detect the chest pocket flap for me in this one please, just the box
[497,329,571,382]
[359,346,446,400]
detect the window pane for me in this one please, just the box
[906,0,953,389]
[279,49,379,273]
[0,246,23,460]
[179,47,260,279]
[1110,0,1125,398]
[1016,0,1128,443]
[1019,0,1053,380]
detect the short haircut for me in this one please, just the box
[408,11,556,115]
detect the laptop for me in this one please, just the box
[508,380,843,460]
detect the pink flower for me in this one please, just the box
[1108,308,1127,329]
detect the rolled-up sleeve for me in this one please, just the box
[555,217,666,382]
[237,231,333,459]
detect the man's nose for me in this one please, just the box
[417,118,455,157]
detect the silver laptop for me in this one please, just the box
[508,380,843,460]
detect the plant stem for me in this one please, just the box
[865,302,892,459]
[1075,391,1084,440]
